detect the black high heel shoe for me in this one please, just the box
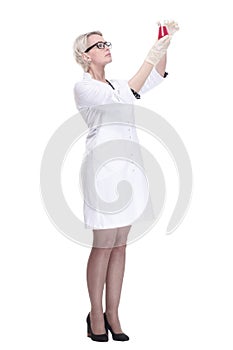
[86,313,108,342]
[104,312,129,341]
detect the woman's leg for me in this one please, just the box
[86,227,117,334]
[105,225,132,332]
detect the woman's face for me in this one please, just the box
[84,34,112,67]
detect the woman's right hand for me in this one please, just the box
[163,20,179,36]
[145,35,171,66]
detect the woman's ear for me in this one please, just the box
[82,53,91,63]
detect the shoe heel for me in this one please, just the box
[86,312,108,342]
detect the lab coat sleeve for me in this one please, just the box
[138,67,165,95]
[73,81,110,109]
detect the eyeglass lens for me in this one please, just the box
[97,42,111,49]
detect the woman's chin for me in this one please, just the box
[106,55,112,61]
[106,58,112,65]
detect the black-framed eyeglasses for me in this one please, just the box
[84,41,112,53]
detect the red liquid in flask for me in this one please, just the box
[158,25,168,39]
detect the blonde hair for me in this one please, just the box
[73,30,103,72]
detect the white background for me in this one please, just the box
[1,0,233,349]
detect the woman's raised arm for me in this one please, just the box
[128,53,167,93]
[128,35,171,93]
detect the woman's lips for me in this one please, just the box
[105,53,111,57]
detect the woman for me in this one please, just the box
[73,21,179,342]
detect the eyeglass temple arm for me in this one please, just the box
[84,41,109,53]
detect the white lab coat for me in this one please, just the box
[73,67,165,229]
